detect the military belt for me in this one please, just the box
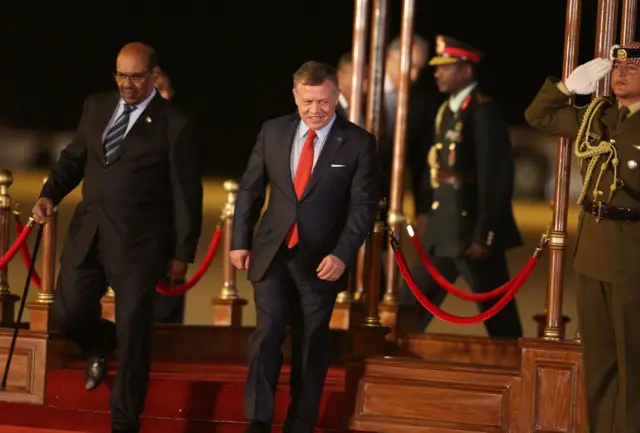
[582,199,640,222]
[437,170,475,187]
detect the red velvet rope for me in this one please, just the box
[406,224,542,302]
[14,214,42,289]
[0,218,34,270]
[389,232,546,325]
[155,227,223,296]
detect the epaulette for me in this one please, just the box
[475,92,492,104]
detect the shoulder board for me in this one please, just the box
[475,93,492,104]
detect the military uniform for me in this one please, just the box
[399,36,524,339]
[525,42,640,433]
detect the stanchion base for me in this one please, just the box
[25,302,58,333]
[211,298,248,327]
[330,300,360,330]
[0,293,20,328]
[100,295,115,323]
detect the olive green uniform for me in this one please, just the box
[525,77,640,433]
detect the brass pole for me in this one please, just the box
[594,0,619,97]
[0,170,13,297]
[0,169,17,326]
[383,0,414,305]
[362,200,387,327]
[220,180,239,300]
[353,0,389,303]
[36,177,56,304]
[339,0,370,305]
[620,0,637,45]
[543,0,583,341]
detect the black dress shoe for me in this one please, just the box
[245,420,270,433]
[85,356,107,391]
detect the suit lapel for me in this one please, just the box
[300,116,346,200]
[279,114,301,201]
[107,93,164,165]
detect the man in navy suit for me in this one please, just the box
[230,61,379,433]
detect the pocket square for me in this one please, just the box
[331,164,346,168]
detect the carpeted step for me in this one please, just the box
[0,405,351,433]
[40,361,346,429]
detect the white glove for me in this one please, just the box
[564,58,613,95]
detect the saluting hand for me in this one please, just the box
[317,255,346,282]
[565,58,612,95]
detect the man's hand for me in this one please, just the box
[414,214,427,238]
[465,243,490,260]
[167,259,188,289]
[317,255,346,282]
[565,58,612,95]
[230,249,251,270]
[32,197,54,224]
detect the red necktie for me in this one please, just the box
[286,129,317,248]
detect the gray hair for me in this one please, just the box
[388,34,429,57]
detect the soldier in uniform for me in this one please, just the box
[398,35,524,339]
[525,42,640,433]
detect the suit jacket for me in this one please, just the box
[232,113,380,283]
[419,86,522,257]
[40,91,203,275]
[525,77,640,284]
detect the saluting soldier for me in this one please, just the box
[525,42,640,433]
[398,35,524,339]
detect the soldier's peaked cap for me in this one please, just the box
[429,35,483,66]
[612,41,640,65]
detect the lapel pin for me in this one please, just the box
[337,137,343,142]
[145,116,152,123]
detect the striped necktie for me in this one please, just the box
[104,104,135,161]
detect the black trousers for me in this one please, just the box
[576,273,640,433]
[398,253,523,339]
[152,279,186,324]
[244,246,339,433]
[53,233,158,433]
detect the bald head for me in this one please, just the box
[115,42,159,105]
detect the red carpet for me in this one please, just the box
[0,361,348,433]
[2,428,81,433]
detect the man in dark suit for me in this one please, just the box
[335,51,368,123]
[230,61,379,433]
[32,42,203,433]
[398,35,523,339]
[151,67,188,324]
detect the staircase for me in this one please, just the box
[0,359,347,433]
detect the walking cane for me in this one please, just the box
[0,223,44,391]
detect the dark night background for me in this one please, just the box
[0,1,633,178]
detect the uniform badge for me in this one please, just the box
[587,132,601,143]
[445,129,460,142]
[448,143,456,167]
[618,49,628,60]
